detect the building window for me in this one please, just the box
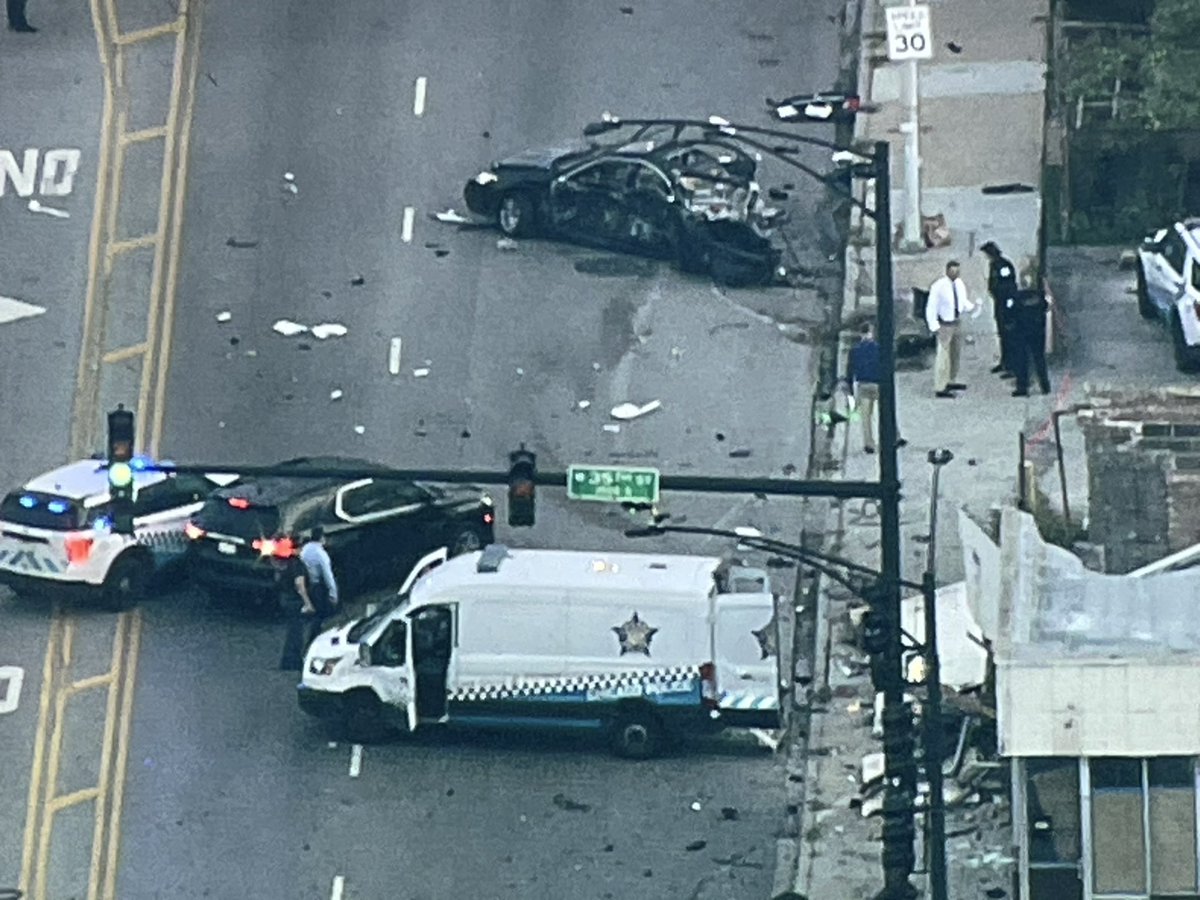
[1091,758,1147,894]
[1085,757,1200,898]
[1148,757,1197,895]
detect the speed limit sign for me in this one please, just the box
[885,4,933,61]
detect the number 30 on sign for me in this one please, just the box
[885,4,933,61]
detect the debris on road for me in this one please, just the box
[434,249,450,258]
[272,319,308,336]
[603,424,621,433]
[27,199,69,219]
[552,793,591,813]
[351,275,366,286]
[388,337,402,374]
[496,237,518,251]
[353,425,365,435]
[282,172,298,195]
[225,237,259,249]
[432,209,471,224]
[413,367,430,378]
[215,311,232,323]
[515,367,524,376]
[311,323,348,340]
[729,448,752,458]
[577,400,591,410]
[610,399,662,421]
[720,806,740,821]
[670,346,685,361]
[685,840,707,852]
[329,389,343,401]
[690,801,702,812]
[592,362,601,371]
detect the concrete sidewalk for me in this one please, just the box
[780,1,1054,897]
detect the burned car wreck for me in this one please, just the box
[463,120,790,286]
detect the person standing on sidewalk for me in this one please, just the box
[844,322,908,454]
[7,0,37,31]
[924,260,975,398]
[1010,286,1052,396]
[980,241,1018,379]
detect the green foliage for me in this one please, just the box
[1142,0,1200,130]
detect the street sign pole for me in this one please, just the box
[885,2,933,253]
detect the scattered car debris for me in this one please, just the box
[610,400,662,421]
[329,389,343,401]
[215,311,232,323]
[670,346,684,361]
[720,806,739,821]
[620,5,633,13]
[353,425,365,435]
[225,237,259,249]
[592,362,602,372]
[205,72,218,86]
[690,801,702,812]
[229,336,240,346]
[685,840,707,852]
[297,342,311,351]
[602,424,621,433]
[432,209,471,224]
[729,448,752,458]
[552,793,591,812]
[311,323,348,340]
[515,367,524,376]
[947,40,964,53]
[272,319,308,337]
[577,400,591,410]
[28,199,69,219]
[715,432,726,442]
[351,275,365,286]
[434,249,450,258]
[460,429,471,439]
[282,172,298,195]
[412,367,430,378]
[388,337,403,374]
[496,238,518,250]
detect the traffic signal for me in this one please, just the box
[106,405,136,535]
[507,446,536,527]
[883,703,919,791]
[880,788,917,877]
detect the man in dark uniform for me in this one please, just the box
[1010,286,1052,397]
[980,241,1018,378]
[7,0,37,32]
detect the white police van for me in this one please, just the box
[298,545,782,758]
[0,458,237,609]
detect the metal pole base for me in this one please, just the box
[873,879,918,900]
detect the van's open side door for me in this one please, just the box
[713,592,782,728]
[398,547,449,598]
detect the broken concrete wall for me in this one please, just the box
[1078,388,1200,573]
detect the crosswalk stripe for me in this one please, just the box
[0,295,47,326]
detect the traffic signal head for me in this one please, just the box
[507,447,536,527]
[107,405,135,464]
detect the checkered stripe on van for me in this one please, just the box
[450,665,699,702]
[136,530,189,550]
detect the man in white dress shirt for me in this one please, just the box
[924,260,976,398]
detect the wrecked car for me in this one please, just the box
[462,121,789,286]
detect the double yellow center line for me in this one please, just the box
[19,0,203,896]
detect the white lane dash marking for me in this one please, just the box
[330,875,345,900]
[0,296,48,325]
[413,76,428,116]
[401,206,415,243]
[387,339,402,375]
[349,743,363,778]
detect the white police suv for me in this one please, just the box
[0,458,237,609]
[1136,218,1200,372]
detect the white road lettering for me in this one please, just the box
[0,296,47,326]
[0,666,25,714]
[0,148,82,197]
[349,743,362,778]
[413,76,428,116]
[401,206,415,243]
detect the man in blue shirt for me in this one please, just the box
[300,526,339,618]
[845,322,907,454]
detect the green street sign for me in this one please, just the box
[567,465,660,504]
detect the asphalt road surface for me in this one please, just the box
[0,1,849,897]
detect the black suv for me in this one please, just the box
[186,456,494,603]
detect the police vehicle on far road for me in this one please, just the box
[1136,218,1200,372]
[0,458,237,609]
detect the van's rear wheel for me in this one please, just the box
[343,690,387,743]
[608,708,664,759]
